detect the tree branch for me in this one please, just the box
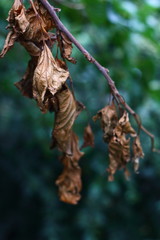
[39,0,160,153]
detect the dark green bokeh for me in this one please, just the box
[0,1,160,240]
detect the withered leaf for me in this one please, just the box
[7,0,29,33]
[15,56,38,98]
[132,136,144,172]
[0,31,18,58]
[94,104,143,180]
[56,131,84,205]
[81,124,94,149]
[15,7,29,33]
[93,102,118,142]
[7,0,24,23]
[52,86,84,154]
[60,32,76,63]
[107,133,130,181]
[24,2,55,42]
[118,111,137,137]
[56,159,82,205]
[33,44,69,111]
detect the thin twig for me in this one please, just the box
[39,0,159,152]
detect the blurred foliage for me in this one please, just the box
[0,0,160,240]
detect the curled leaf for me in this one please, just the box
[81,124,94,149]
[7,0,24,23]
[93,102,118,142]
[52,85,84,154]
[7,0,29,33]
[59,32,76,63]
[15,56,38,98]
[15,7,29,33]
[108,134,130,181]
[0,31,18,58]
[24,2,55,42]
[118,111,137,137]
[133,136,144,172]
[94,103,144,180]
[56,132,84,205]
[33,44,69,112]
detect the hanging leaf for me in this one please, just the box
[24,2,55,42]
[81,124,94,149]
[108,133,130,181]
[118,111,137,137]
[0,31,18,58]
[33,44,69,112]
[7,0,29,33]
[15,7,29,33]
[59,32,76,63]
[132,136,144,172]
[52,85,84,154]
[7,0,24,23]
[56,131,84,204]
[94,103,144,180]
[93,102,118,142]
[15,56,38,98]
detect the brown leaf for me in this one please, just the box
[0,31,18,58]
[132,136,144,172]
[7,0,24,23]
[24,2,55,42]
[15,7,29,33]
[59,32,76,63]
[56,159,82,204]
[118,111,137,137]
[93,102,118,142]
[33,44,69,112]
[107,133,130,181]
[14,56,38,98]
[56,131,84,204]
[52,86,84,154]
[81,124,94,149]
[7,0,29,33]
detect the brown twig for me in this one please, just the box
[39,0,159,152]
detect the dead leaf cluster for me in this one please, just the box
[1,0,148,205]
[0,0,95,204]
[93,102,144,181]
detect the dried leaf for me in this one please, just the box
[56,164,82,204]
[15,7,29,33]
[93,102,118,142]
[7,0,29,33]
[81,124,94,149]
[94,104,142,180]
[133,136,144,172]
[52,86,84,154]
[107,133,130,181]
[24,3,54,42]
[15,56,38,98]
[33,44,69,112]
[59,32,76,63]
[56,132,84,204]
[118,111,137,137]
[7,0,23,23]
[0,31,18,58]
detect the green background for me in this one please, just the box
[0,0,160,239]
